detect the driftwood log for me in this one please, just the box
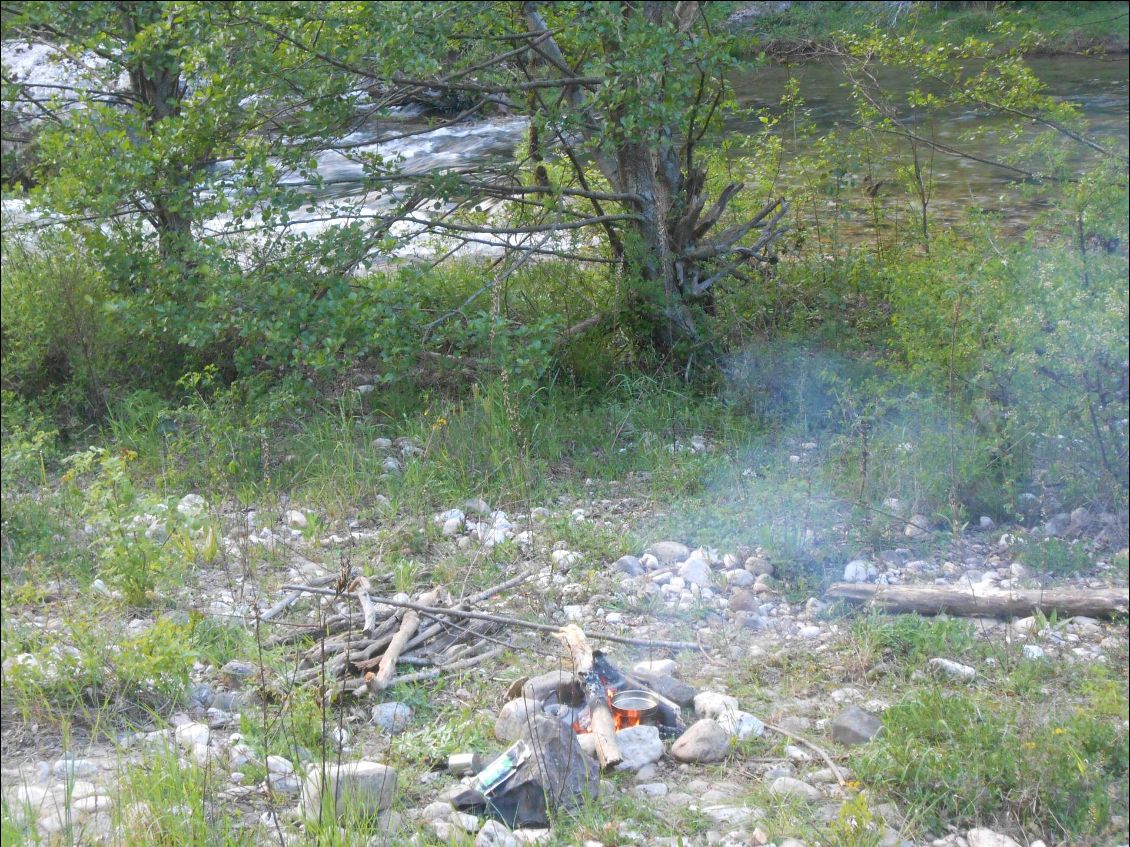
[827,582,1129,619]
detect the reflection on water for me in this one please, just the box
[724,56,1128,233]
[290,54,1126,243]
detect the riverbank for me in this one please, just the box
[727,1,1130,59]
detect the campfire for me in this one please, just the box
[545,625,685,768]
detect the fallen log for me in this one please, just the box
[827,582,1129,620]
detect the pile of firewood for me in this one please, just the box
[261,569,700,702]
[263,572,529,701]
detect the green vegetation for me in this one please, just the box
[728,1,1130,55]
[854,679,1129,840]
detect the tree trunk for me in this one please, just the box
[120,4,195,264]
[615,142,703,358]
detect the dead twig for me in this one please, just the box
[765,723,847,787]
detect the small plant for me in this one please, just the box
[826,791,883,847]
[850,612,977,667]
[1019,538,1093,576]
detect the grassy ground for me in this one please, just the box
[726,1,1130,56]
[2,375,1127,846]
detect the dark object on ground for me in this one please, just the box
[448,715,599,828]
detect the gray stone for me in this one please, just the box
[843,560,878,583]
[831,706,883,745]
[521,670,577,704]
[904,515,931,538]
[613,725,663,772]
[633,670,697,707]
[174,721,210,751]
[635,782,669,797]
[768,777,822,802]
[735,611,769,631]
[670,719,730,763]
[635,763,658,781]
[729,588,759,612]
[429,820,455,841]
[725,569,756,588]
[967,829,1023,847]
[694,691,739,719]
[1044,512,1071,538]
[177,494,206,518]
[451,811,481,833]
[680,557,713,587]
[513,829,551,845]
[421,801,455,822]
[494,698,540,742]
[716,710,764,740]
[776,716,812,734]
[928,657,976,682]
[476,820,518,847]
[267,772,301,796]
[701,805,759,825]
[371,702,413,735]
[266,755,294,774]
[633,659,678,677]
[647,541,691,564]
[1067,507,1092,537]
[299,761,397,821]
[190,683,215,708]
[744,556,774,576]
[615,555,645,576]
[465,498,492,516]
[442,517,463,537]
[211,691,244,712]
[53,756,98,780]
[1022,644,1046,660]
[219,660,259,688]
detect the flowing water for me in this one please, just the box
[727,56,1129,232]
[3,48,1126,249]
[248,53,1130,247]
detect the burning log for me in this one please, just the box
[827,582,1130,620]
[553,625,623,769]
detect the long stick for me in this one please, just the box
[261,573,339,621]
[279,584,701,650]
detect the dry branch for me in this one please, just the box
[371,610,420,690]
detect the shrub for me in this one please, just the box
[853,685,1129,841]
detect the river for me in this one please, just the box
[3,49,1126,252]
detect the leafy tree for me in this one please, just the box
[214,0,791,370]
